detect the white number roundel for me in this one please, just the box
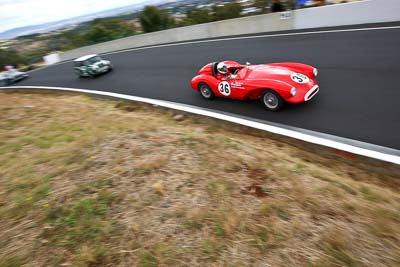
[218,81,231,96]
[291,73,309,84]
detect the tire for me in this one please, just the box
[74,69,83,78]
[88,71,96,78]
[198,83,215,100]
[261,90,284,111]
[2,79,10,86]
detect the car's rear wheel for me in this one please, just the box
[262,90,284,111]
[2,79,11,86]
[198,83,214,100]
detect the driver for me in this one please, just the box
[216,62,236,80]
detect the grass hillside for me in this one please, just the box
[0,92,399,267]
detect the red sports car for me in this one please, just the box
[190,61,319,111]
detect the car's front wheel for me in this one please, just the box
[74,69,83,78]
[2,79,11,86]
[261,90,284,111]
[87,70,96,78]
[198,83,214,100]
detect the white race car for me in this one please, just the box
[73,54,113,78]
[0,66,29,86]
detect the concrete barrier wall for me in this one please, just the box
[294,0,400,29]
[60,13,293,61]
[59,0,400,62]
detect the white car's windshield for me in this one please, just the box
[86,56,102,65]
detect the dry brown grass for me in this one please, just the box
[0,91,399,267]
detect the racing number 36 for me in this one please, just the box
[218,81,231,96]
[291,73,309,84]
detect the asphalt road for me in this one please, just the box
[17,25,400,150]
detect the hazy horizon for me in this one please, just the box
[0,0,157,33]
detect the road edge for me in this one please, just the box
[1,85,399,165]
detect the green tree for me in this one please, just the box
[185,9,212,25]
[213,3,243,21]
[254,0,271,13]
[285,0,297,10]
[82,19,135,45]
[0,48,27,67]
[139,6,175,33]
[21,48,48,65]
[61,18,135,48]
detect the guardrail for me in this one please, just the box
[58,0,399,62]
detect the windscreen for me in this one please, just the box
[87,56,102,64]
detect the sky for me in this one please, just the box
[0,0,149,33]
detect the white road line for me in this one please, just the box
[1,85,399,165]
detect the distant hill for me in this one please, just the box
[0,0,166,40]
[0,21,79,40]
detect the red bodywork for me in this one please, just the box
[190,61,319,104]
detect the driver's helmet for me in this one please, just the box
[217,62,227,74]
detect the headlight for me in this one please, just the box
[91,66,99,70]
[290,87,297,96]
[313,68,318,77]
